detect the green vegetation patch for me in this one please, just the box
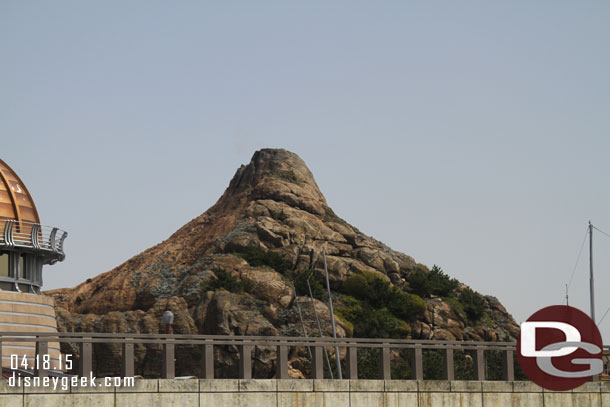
[336,271,425,339]
[336,294,411,339]
[235,245,328,300]
[235,245,292,273]
[200,267,253,294]
[458,287,486,323]
[289,269,327,301]
[341,271,426,321]
[405,264,487,326]
[406,264,459,298]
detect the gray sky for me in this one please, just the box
[2,2,610,339]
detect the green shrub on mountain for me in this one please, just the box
[341,271,426,321]
[236,245,292,273]
[337,271,425,341]
[406,264,459,298]
[200,267,253,293]
[458,287,486,322]
[287,269,327,301]
[336,295,411,338]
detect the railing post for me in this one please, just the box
[503,349,515,381]
[410,345,423,380]
[80,338,92,377]
[276,345,288,379]
[35,338,48,378]
[239,345,252,379]
[3,220,14,247]
[379,345,391,380]
[121,338,134,377]
[31,224,40,249]
[201,343,214,379]
[346,347,358,379]
[0,338,3,371]
[312,346,324,379]
[50,228,58,252]
[162,342,175,379]
[472,348,485,380]
[443,348,454,381]
[57,232,68,256]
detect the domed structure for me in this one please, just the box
[0,158,67,292]
[0,158,40,224]
[0,158,66,370]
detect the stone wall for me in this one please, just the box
[0,378,607,406]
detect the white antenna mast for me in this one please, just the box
[589,221,595,323]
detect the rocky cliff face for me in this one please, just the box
[47,148,519,378]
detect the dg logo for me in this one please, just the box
[517,305,603,391]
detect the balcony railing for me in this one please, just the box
[0,332,523,381]
[0,219,67,262]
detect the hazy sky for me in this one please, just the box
[2,2,610,339]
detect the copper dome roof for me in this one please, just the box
[0,158,40,224]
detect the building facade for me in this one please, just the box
[0,158,67,369]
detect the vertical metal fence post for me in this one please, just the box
[346,347,358,379]
[0,338,3,371]
[276,345,288,379]
[35,339,48,378]
[379,345,391,380]
[80,338,92,377]
[443,348,454,381]
[122,338,134,377]
[410,345,423,380]
[162,342,175,379]
[239,345,252,379]
[472,348,485,381]
[312,346,324,379]
[503,349,515,381]
[201,343,214,379]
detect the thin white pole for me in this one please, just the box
[323,248,342,379]
[589,221,595,323]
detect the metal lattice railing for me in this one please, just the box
[0,332,522,381]
[0,219,67,261]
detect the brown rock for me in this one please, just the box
[432,329,457,341]
[46,148,519,378]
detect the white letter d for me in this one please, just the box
[521,321,581,357]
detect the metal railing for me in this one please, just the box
[0,332,519,381]
[0,219,67,261]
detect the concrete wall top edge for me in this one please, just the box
[1,379,608,395]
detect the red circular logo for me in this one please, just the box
[517,305,603,391]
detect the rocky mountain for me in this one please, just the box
[47,148,519,378]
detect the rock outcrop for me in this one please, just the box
[47,148,519,377]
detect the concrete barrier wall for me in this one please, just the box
[0,379,608,407]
